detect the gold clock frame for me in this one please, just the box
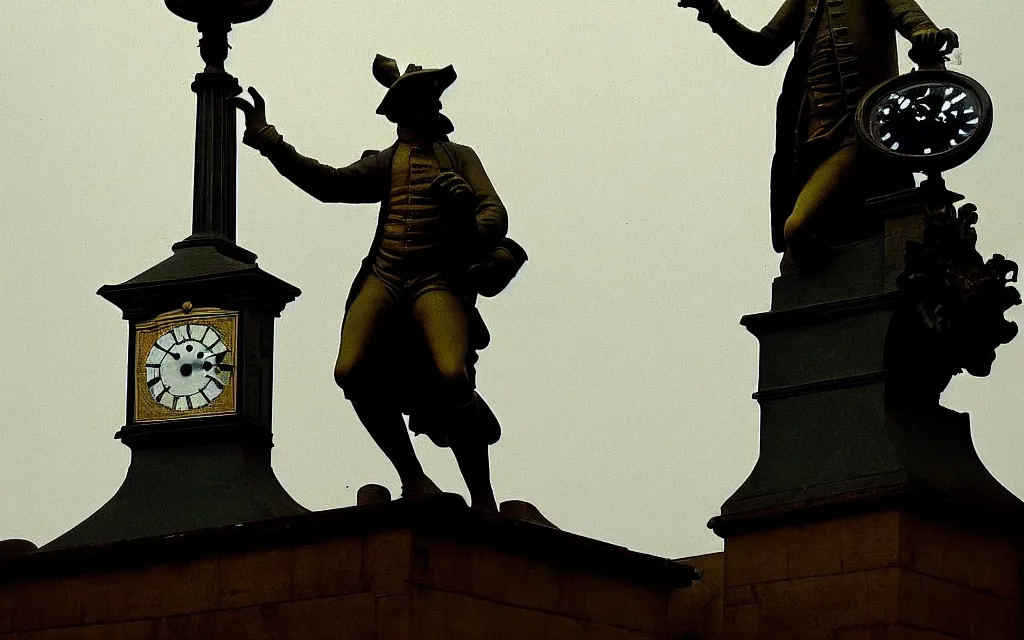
[134,306,238,423]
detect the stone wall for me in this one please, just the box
[720,509,1021,639]
[1,496,697,639]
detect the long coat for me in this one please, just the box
[245,126,524,445]
[699,0,938,251]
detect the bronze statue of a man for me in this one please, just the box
[231,55,526,511]
[676,0,957,257]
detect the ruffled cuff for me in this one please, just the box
[242,124,284,155]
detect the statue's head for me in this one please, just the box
[373,54,456,133]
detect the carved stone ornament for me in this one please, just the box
[895,202,1020,382]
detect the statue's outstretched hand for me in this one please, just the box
[909,28,959,65]
[676,0,716,11]
[431,172,475,209]
[227,87,269,132]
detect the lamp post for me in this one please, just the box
[167,0,274,259]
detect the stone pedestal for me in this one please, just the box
[721,509,1020,639]
[711,184,1024,638]
[2,496,697,639]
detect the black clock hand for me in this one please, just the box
[198,351,232,371]
[153,343,180,360]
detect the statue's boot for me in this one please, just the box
[400,474,443,500]
[499,500,559,529]
[447,397,498,513]
[351,401,440,498]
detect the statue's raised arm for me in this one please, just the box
[229,87,389,204]
[676,0,957,262]
[678,0,802,65]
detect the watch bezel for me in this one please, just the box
[855,68,993,173]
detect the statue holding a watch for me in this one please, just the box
[676,0,958,261]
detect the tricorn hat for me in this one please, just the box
[373,54,457,130]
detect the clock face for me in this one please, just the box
[145,324,231,411]
[134,307,237,422]
[856,69,992,173]
[868,82,982,155]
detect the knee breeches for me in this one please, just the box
[333,273,472,404]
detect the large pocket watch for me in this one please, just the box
[856,35,992,175]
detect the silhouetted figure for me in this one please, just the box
[231,55,526,511]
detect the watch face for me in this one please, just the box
[869,82,982,154]
[856,69,992,173]
[134,307,237,422]
[145,324,231,411]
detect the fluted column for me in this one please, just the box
[184,22,242,244]
[165,4,272,260]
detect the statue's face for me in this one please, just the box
[395,92,442,128]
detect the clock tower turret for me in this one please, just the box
[46,0,307,550]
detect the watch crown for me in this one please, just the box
[182,301,194,314]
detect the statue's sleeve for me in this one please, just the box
[698,0,802,66]
[242,125,387,204]
[457,146,508,246]
[883,0,938,40]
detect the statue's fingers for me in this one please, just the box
[431,173,457,189]
[441,172,467,187]
[226,96,254,114]
[248,87,266,111]
[942,29,960,51]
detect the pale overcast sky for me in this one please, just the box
[2,0,1022,558]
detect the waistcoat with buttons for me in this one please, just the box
[374,142,448,278]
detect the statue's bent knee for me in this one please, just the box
[333,360,366,399]
[332,364,348,391]
[433,357,468,386]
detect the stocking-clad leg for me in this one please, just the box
[335,274,439,497]
[413,290,497,511]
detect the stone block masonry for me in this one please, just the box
[1,495,697,639]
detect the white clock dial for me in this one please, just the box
[145,324,232,411]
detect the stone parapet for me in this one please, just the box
[1,495,697,639]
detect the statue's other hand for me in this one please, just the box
[467,247,519,297]
[226,87,269,131]
[909,28,959,65]
[431,172,474,205]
